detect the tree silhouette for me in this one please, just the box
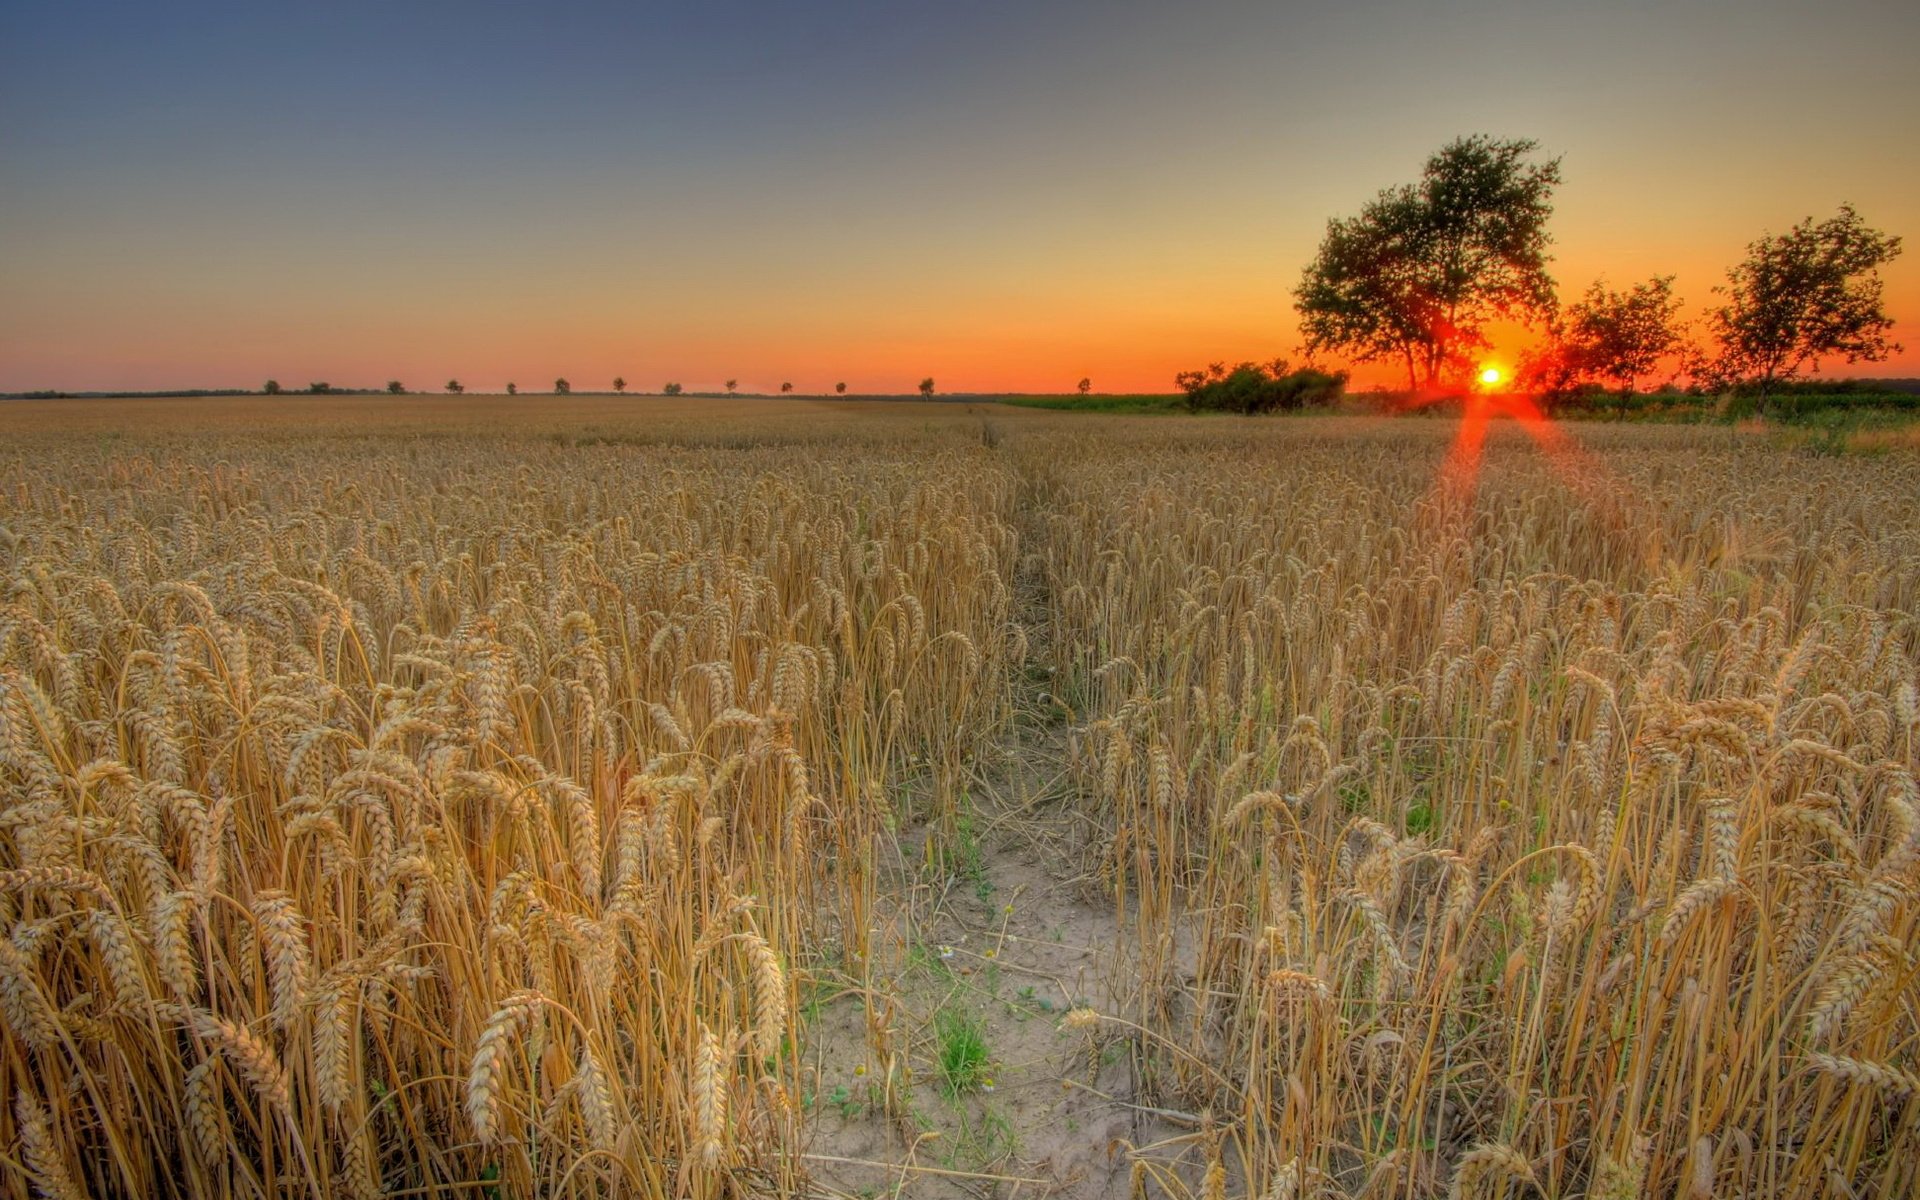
[663,382,683,395]
[780,381,793,394]
[307,381,330,394]
[836,382,848,395]
[554,378,571,394]
[445,379,464,394]
[1296,135,1561,390]
[725,379,738,394]
[387,380,405,395]
[1709,205,1903,409]
[263,379,282,395]
[1525,277,1688,414]
[507,382,517,396]
[919,377,935,397]
[1077,377,1092,395]
[613,376,626,394]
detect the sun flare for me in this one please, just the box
[1479,366,1503,386]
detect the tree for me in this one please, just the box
[725,379,738,394]
[1524,277,1688,414]
[1708,204,1903,409]
[1077,377,1092,395]
[554,378,571,394]
[507,382,518,396]
[1295,135,1562,390]
[263,379,282,395]
[1175,358,1347,414]
[919,377,935,397]
[308,381,331,394]
[387,380,406,395]
[663,382,683,395]
[445,378,464,394]
[836,382,847,395]
[613,376,626,393]
[780,381,793,394]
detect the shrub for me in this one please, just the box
[1174,359,1347,414]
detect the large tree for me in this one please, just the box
[1708,204,1902,408]
[1295,135,1562,390]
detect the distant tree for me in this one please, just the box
[1174,358,1347,414]
[725,379,738,394]
[1077,377,1092,395]
[836,382,848,395]
[663,382,683,395]
[919,377,935,397]
[263,379,282,395]
[1708,204,1903,409]
[613,376,626,393]
[1295,135,1562,390]
[780,381,793,394]
[507,382,518,395]
[307,381,331,394]
[445,378,464,394]
[554,378,571,394]
[387,380,406,395]
[1524,277,1689,414]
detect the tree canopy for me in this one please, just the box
[1708,204,1903,405]
[1295,135,1561,390]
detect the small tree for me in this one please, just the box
[663,382,683,395]
[507,382,518,396]
[725,379,738,394]
[445,379,464,394]
[387,380,405,395]
[554,378,571,394]
[263,379,282,395]
[308,381,330,394]
[1077,377,1092,395]
[836,382,847,395]
[780,381,793,394]
[1527,277,1688,415]
[919,377,935,397]
[613,376,626,394]
[1709,204,1903,409]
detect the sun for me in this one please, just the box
[1479,366,1503,387]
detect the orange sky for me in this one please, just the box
[3,3,1916,394]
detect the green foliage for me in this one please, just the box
[1708,204,1903,406]
[1296,135,1562,389]
[1174,359,1347,414]
[933,1008,989,1097]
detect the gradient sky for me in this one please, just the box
[4,0,1917,394]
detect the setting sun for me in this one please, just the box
[1480,366,1503,386]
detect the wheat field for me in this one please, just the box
[1,396,1915,1199]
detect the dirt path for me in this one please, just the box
[801,449,1183,1198]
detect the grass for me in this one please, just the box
[994,392,1184,412]
[932,1008,991,1098]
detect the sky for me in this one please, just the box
[3,0,1917,394]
